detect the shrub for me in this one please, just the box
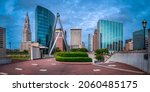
[7,49,29,55]
[56,56,92,62]
[23,50,29,54]
[95,48,109,55]
[95,54,104,61]
[56,47,61,52]
[55,52,88,57]
[10,55,30,61]
[71,48,88,52]
[55,52,92,62]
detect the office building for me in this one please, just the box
[82,42,85,48]
[20,13,32,51]
[93,29,99,51]
[97,20,123,51]
[0,27,6,56]
[70,29,82,49]
[35,5,55,52]
[125,39,133,51]
[55,29,67,51]
[133,29,148,50]
[88,34,92,51]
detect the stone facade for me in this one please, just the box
[70,29,82,49]
[125,39,133,51]
[93,29,99,51]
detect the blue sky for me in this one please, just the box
[0,0,150,49]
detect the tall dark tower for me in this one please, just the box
[20,13,32,51]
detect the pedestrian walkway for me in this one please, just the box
[0,58,146,75]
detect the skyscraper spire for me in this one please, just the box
[20,12,32,51]
[26,12,28,16]
[25,12,30,27]
[23,12,31,41]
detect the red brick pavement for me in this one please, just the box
[0,58,147,75]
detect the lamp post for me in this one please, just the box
[142,19,147,49]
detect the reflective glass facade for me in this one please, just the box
[97,20,123,51]
[35,6,55,47]
[133,29,148,50]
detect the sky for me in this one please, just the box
[0,0,150,49]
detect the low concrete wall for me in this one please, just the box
[31,47,41,60]
[106,52,150,73]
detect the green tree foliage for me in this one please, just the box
[95,54,104,61]
[95,48,109,62]
[95,48,109,55]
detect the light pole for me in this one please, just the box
[142,19,147,49]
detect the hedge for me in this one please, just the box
[55,52,88,57]
[8,55,30,61]
[56,56,92,62]
[71,48,88,52]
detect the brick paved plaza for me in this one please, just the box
[0,58,146,75]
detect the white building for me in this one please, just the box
[70,29,82,49]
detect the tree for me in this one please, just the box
[95,48,109,55]
[95,54,104,61]
[95,49,109,62]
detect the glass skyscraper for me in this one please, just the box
[133,29,148,50]
[35,5,55,49]
[97,20,123,51]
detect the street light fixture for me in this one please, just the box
[142,19,147,49]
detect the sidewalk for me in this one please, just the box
[0,58,146,75]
